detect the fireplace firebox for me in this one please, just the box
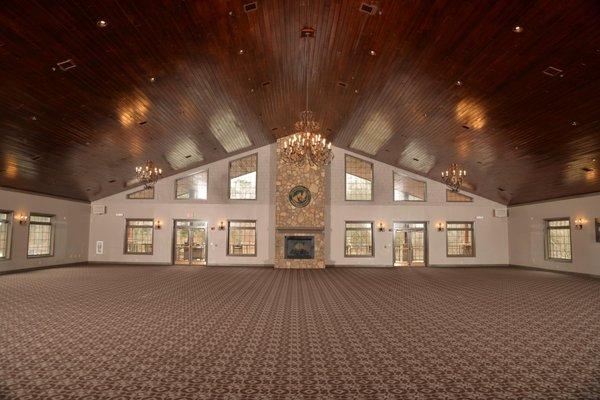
[284,236,315,259]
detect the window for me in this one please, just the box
[345,155,373,201]
[27,214,54,257]
[227,220,256,256]
[127,187,154,199]
[229,153,257,199]
[124,219,154,254]
[446,190,473,202]
[0,211,13,259]
[446,222,475,257]
[394,173,426,201]
[345,222,374,257]
[176,170,208,200]
[545,219,572,261]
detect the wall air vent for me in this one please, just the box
[542,66,563,77]
[92,205,106,215]
[494,209,508,218]
[243,2,257,13]
[57,59,76,71]
[359,3,377,15]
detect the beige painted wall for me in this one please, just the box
[508,194,600,276]
[0,187,90,272]
[89,143,510,267]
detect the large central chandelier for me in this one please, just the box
[281,27,333,167]
[135,160,162,189]
[441,163,467,192]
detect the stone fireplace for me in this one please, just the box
[275,138,326,269]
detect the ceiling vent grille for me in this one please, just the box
[57,59,76,71]
[243,2,257,13]
[542,66,563,77]
[359,3,377,15]
[337,81,348,88]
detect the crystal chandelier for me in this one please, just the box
[135,160,162,189]
[441,163,467,192]
[281,27,333,167]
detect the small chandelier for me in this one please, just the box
[281,26,333,167]
[442,163,466,192]
[135,160,162,189]
[281,111,333,166]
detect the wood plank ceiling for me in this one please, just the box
[0,0,599,204]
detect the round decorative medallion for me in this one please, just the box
[288,185,312,208]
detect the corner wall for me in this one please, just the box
[508,193,600,276]
[0,187,90,273]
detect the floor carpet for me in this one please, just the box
[0,265,598,400]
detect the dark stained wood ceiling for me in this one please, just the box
[0,0,599,204]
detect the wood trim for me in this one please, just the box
[0,261,88,275]
[509,264,599,279]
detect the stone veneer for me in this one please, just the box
[275,138,326,269]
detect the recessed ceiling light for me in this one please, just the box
[150,77,156,83]
[455,80,463,86]
[238,49,245,55]
[97,19,108,28]
[512,25,523,33]
[369,50,376,56]
[30,116,37,121]
[571,121,578,126]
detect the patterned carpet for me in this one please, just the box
[0,266,599,400]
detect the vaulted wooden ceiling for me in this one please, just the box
[1,0,599,204]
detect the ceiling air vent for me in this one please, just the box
[57,59,76,71]
[542,66,563,77]
[261,81,271,87]
[243,2,257,13]
[337,81,348,88]
[582,167,593,172]
[359,3,377,15]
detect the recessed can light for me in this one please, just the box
[97,19,108,28]
[238,49,245,55]
[150,77,156,83]
[512,25,523,33]
[455,80,463,86]
[571,121,578,126]
[369,50,376,56]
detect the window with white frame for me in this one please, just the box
[227,220,256,256]
[27,214,54,257]
[345,155,373,201]
[394,172,426,201]
[446,222,475,257]
[545,219,572,261]
[125,219,154,254]
[0,211,13,259]
[176,170,208,200]
[345,222,374,257]
[229,153,257,199]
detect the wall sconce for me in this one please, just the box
[16,214,28,225]
[155,219,162,230]
[436,222,445,232]
[218,221,226,231]
[377,221,385,232]
[574,218,584,230]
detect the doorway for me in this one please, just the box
[393,222,428,267]
[173,220,208,266]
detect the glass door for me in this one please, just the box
[174,220,207,266]
[393,222,427,267]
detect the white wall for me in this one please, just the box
[0,187,90,272]
[508,194,600,276]
[89,145,276,265]
[327,148,509,266]
[89,144,509,267]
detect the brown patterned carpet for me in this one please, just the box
[0,265,599,400]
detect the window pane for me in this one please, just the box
[546,219,571,261]
[446,190,473,202]
[345,222,373,256]
[0,212,11,259]
[394,173,426,201]
[447,222,474,257]
[228,220,256,256]
[27,215,54,257]
[125,220,154,254]
[176,171,208,200]
[345,155,373,201]
[127,187,154,199]
[229,154,257,199]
